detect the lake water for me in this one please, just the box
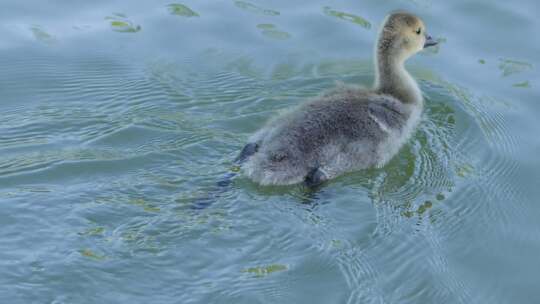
[1,0,539,303]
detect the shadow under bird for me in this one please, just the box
[192,11,438,209]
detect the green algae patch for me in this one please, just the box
[106,14,141,33]
[235,1,279,16]
[256,23,276,30]
[79,249,106,261]
[261,29,290,40]
[513,81,530,88]
[30,26,57,44]
[129,198,160,212]
[499,58,533,77]
[256,24,290,40]
[168,3,199,17]
[323,7,371,29]
[402,210,414,218]
[78,227,105,236]
[242,264,287,277]
[417,201,433,215]
[331,239,343,248]
[456,163,474,178]
[402,200,434,217]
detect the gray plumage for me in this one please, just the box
[239,12,437,186]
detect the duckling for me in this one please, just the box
[237,12,438,187]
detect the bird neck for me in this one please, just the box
[374,53,422,105]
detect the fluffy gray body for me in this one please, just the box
[242,87,422,185]
[239,12,436,186]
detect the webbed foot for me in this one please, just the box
[234,142,259,164]
[304,167,328,189]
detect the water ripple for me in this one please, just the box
[0,43,532,303]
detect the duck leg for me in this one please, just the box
[234,142,259,164]
[300,167,332,206]
[304,167,329,189]
[191,142,260,210]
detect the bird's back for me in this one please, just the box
[268,88,407,152]
[242,87,411,185]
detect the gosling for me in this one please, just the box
[236,12,438,187]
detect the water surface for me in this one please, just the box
[1,0,540,303]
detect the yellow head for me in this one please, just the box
[377,12,437,62]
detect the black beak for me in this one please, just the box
[424,34,438,48]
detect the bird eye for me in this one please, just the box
[416,28,421,35]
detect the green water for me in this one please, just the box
[1,0,539,303]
